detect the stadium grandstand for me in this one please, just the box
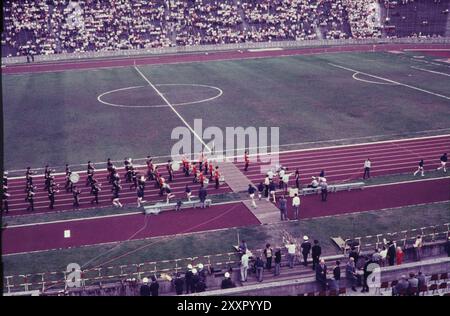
[1,0,450,300]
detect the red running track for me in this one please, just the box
[4,135,449,216]
[235,135,450,185]
[3,44,450,75]
[2,202,259,255]
[3,178,449,255]
[5,166,232,216]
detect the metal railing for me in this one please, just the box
[343,223,450,255]
[3,36,450,65]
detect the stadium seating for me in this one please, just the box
[2,0,448,58]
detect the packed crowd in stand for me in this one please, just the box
[5,0,448,58]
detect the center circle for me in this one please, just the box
[97,84,223,108]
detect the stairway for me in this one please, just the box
[217,159,280,224]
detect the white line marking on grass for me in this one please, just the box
[329,63,450,100]
[352,72,397,85]
[410,66,450,77]
[133,65,211,152]
[97,84,223,108]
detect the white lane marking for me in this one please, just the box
[97,84,223,108]
[7,134,450,179]
[410,66,450,77]
[364,176,450,188]
[133,65,211,152]
[329,63,450,100]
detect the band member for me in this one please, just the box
[3,171,8,187]
[154,166,161,188]
[137,176,146,207]
[2,188,10,214]
[163,183,175,204]
[208,162,214,180]
[159,177,166,196]
[182,156,190,176]
[91,182,101,205]
[204,159,209,176]
[295,169,301,189]
[146,157,155,180]
[86,172,95,187]
[198,171,205,188]
[48,185,59,209]
[73,186,81,207]
[185,184,192,201]
[109,165,118,184]
[87,161,95,175]
[198,151,204,171]
[44,165,51,179]
[192,163,198,183]
[112,182,123,208]
[107,158,114,182]
[413,159,425,177]
[124,158,133,183]
[130,170,139,190]
[26,189,35,211]
[214,166,220,189]
[167,160,174,182]
[437,153,448,173]
[244,151,250,171]
[25,167,36,187]
[65,164,73,192]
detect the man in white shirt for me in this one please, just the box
[240,252,249,282]
[363,158,371,179]
[282,171,291,193]
[286,241,296,268]
[292,193,300,220]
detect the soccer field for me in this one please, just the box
[3,50,450,171]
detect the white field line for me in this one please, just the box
[352,72,397,85]
[133,65,211,153]
[329,63,450,100]
[364,175,450,188]
[410,66,450,77]
[7,133,450,179]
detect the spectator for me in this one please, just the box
[240,251,249,282]
[387,241,396,266]
[140,277,151,296]
[349,246,359,263]
[274,247,282,276]
[149,276,159,296]
[417,271,426,290]
[379,246,388,266]
[239,240,248,255]
[221,272,235,289]
[285,239,296,268]
[191,268,200,293]
[332,260,341,291]
[407,272,419,296]
[198,186,208,208]
[396,247,404,265]
[445,236,450,257]
[413,235,423,261]
[311,240,322,271]
[248,184,257,208]
[255,256,265,282]
[315,259,327,291]
[301,236,312,266]
[263,243,273,270]
[346,257,358,292]
[173,273,184,295]
[393,275,409,296]
[361,256,372,293]
[372,248,381,265]
[185,264,194,294]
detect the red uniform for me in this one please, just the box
[244,152,250,171]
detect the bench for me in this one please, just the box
[329,182,365,192]
[300,182,364,195]
[143,199,212,215]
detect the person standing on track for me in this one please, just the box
[363,158,371,179]
[2,188,10,214]
[437,153,447,173]
[106,158,114,182]
[292,193,300,219]
[90,182,101,205]
[146,157,155,181]
[413,159,425,177]
[248,184,257,208]
[295,169,301,189]
[185,184,192,201]
[268,180,276,203]
[48,184,59,209]
[320,181,328,202]
[191,163,198,183]
[65,164,73,192]
[137,176,146,207]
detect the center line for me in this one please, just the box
[133,65,211,152]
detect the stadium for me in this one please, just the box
[1,0,450,300]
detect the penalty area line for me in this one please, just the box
[328,63,450,101]
[133,65,211,153]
